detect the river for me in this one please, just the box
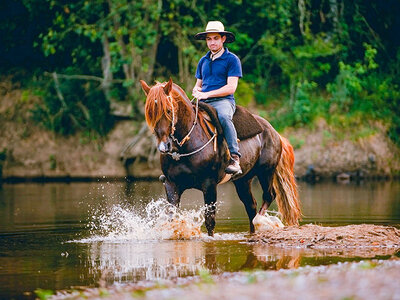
[0,180,399,299]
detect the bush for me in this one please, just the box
[31,77,114,136]
[235,80,255,107]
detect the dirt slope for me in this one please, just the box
[1,78,400,180]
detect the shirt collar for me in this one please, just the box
[206,48,229,60]
[211,47,224,60]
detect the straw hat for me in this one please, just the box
[194,21,235,43]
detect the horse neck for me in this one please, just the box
[173,95,196,140]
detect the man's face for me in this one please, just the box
[206,33,226,53]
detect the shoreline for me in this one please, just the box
[1,79,400,181]
[1,174,398,184]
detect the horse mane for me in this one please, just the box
[144,81,193,131]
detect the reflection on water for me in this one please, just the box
[87,241,205,282]
[0,180,399,299]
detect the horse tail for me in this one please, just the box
[272,136,301,226]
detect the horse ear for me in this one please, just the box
[163,78,173,95]
[140,80,150,96]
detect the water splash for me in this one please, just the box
[82,198,206,242]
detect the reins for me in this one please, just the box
[165,95,217,161]
[168,95,199,147]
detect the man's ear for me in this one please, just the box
[163,78,173,95]
[140,80,150,95]
[221,34,226,43]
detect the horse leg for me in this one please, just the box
[164,179,182,206]
[233,178,257,233]
[257,171,275,215]
[202,181,217,237]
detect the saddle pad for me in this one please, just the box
[198,102,263,140]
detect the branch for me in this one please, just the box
[101,34,113,89]
[120,122,149,161]
[52,72,84,129]
[45,72,124,83]
[241,33,267,65]
[52,72,67,107]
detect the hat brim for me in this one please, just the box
[194,31,235,43]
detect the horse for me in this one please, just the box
[140,78,301,236]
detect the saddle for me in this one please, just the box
[198,101,263,140]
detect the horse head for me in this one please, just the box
[140,78,194,154]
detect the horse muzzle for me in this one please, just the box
[158,139,172,153]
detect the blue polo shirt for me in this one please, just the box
[195,48,242,102]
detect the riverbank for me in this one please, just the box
[1,78,400,181]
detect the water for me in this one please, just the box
[0,180,399,299]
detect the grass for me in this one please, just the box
[34,288,54,300]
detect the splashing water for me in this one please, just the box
[253,210,284,232]
[84,198,206,242]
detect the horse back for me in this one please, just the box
[253,115,282,168]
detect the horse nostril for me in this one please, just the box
[167,141,172,152]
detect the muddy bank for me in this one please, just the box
[2,118,400,181]
[49,259,400,300]
[250,224,400,249]
[284,119,400,180]
[1,79,400,180]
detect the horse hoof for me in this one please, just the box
[159,175,166,183]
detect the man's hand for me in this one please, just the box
[192,86,202,94]
[192,89,209,100]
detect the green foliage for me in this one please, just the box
[198,268,214,284]
[1,0,399,144]
[131,289,147,298]
[271,80,322,130]
[246,272,258,284]
[49,154,57,170]
[34,288,54,300]
[235,80,255,107]
[288,136,305,150]
[31,76,114,136]
[292,81,318,125]
[327,44,378,112]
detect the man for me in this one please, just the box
[192,21,242,174]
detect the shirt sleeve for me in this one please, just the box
[227,55,243,78]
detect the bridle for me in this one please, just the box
[164,94,217,161]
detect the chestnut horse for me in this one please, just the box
[140,78,300,236]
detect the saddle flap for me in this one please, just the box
[232,105,263,140]
[198,102,263,140]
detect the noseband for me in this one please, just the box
[164,95,216,161]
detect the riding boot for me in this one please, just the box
[225,154,242,174]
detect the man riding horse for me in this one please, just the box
[192,21,242,175]
[140,21,301,236]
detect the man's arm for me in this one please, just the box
[192,77,239,100]
[193,78,203,93]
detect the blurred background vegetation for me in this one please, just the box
[1,0,399,145]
